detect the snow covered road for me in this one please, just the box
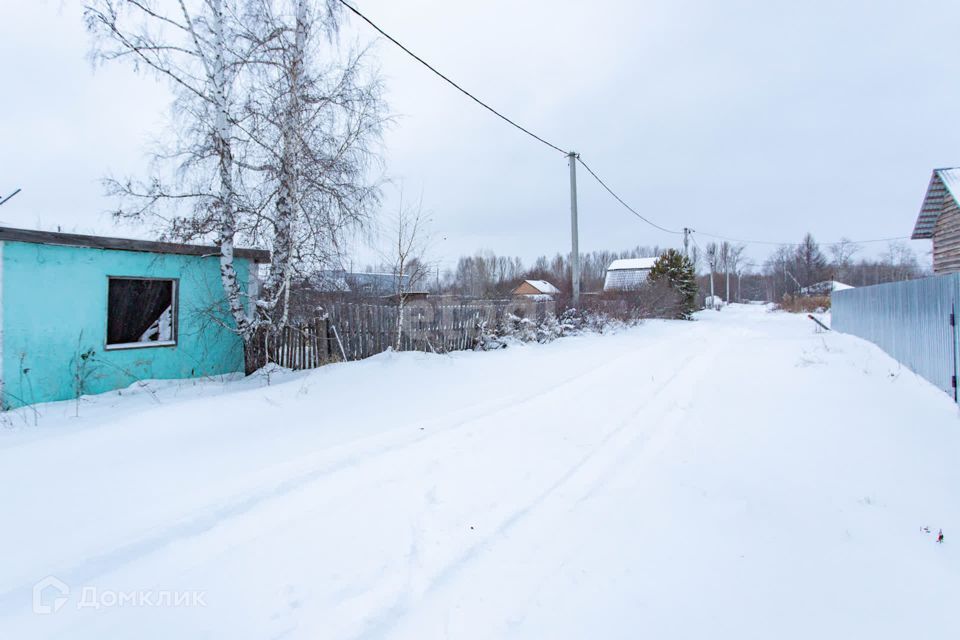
[2,305,958,639]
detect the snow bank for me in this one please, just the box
[2,305,958,639]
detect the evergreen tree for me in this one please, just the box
[648,249,698,319]
[794,233,828,287]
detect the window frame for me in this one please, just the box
[104,276,180,351]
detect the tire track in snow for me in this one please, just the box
[0,326,707,616]
[351,331,728,639]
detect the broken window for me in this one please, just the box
[106,278,177,348]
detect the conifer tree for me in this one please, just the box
[648,249,698,319]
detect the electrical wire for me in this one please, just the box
[340,0,916,250]
[340,0,682,236]
[694,230,910,248]
[337,0,567,156]
[575,156,683,235]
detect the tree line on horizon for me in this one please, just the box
[362,233,926,303]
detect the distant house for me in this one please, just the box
[512,279,559,300]
[0,226,269,409]
[347,272,414,297]
[800,281,854,296]
[603,257,658,291]
[314,270,412,297]
[913,167,960,274]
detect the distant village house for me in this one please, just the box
[511,279,559,300]
[314,270,413,297]
[603,257,658,292]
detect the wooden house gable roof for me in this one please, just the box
[913,168,960,240]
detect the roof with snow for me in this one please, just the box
[607,257,658,271]
[913,168,960,239]
[604,258,659,291]
[800,281,855,296]
[310,270,350,292]
[312,270,412,296]
[522,279,560,294]
[0,226,270,262]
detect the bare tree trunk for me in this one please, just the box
[385,199,429,351]
[395,293,404,351]
[395,224,406,350]
[268,0,309,327]
[210,0,253,369]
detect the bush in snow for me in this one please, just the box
[475,320,507,350]
[475,308,637,351]
[499,313,539,343]
[775,294,831,313]
[536,313,563,343]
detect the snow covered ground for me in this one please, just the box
[2,304,958,639]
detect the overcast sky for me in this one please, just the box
[3,0,959,268]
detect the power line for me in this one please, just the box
[694,230,911,248]
[575,156,683,235]
[340,0,915,252]
[690,233,702,252]
[339,1,683,239]
[337,0,567,156]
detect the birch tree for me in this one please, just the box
[828,238,859,283]
[236,0,386,326]
[86,0,387,369]
[382,197,430,351]
[85,0,260,368]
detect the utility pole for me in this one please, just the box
[568,151,580,307]
[683,227,692,258]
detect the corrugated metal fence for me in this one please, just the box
[832,273,960,400]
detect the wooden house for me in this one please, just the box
[913,168,960,274]
[512,279,559,299]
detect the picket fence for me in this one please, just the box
[266,299,552,370]
[265,318,332,370]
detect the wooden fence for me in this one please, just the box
[265,299,553,370]
[265,317,333,370]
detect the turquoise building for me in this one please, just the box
[0,227,268,409]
